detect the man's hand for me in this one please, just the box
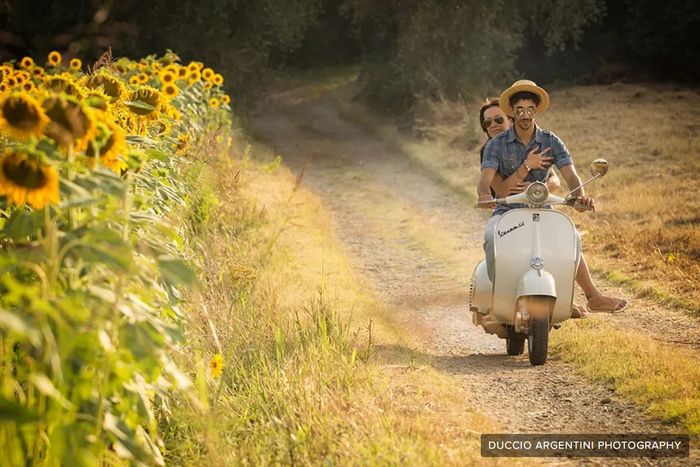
[477,193,496,209]
[525,147,553,170]
[574,195,595,212]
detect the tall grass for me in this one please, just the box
[160,135,491,465]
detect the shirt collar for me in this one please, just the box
[507,124,544,144]
[534,124,544,144]
[505,125,517,143]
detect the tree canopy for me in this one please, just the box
[1,0,697,112]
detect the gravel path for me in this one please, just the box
[251,83,698,466]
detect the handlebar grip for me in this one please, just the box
[573,200,594,211]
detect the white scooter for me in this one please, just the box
[469,160,609,365]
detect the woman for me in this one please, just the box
[478,97,561,197]
[476,98,628,318]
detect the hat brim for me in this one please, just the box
[499,84,549,117]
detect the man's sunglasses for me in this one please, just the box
[483,115,505,129]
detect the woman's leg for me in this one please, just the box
[576,254,628,312]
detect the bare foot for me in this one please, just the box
[586,293,628,313]
[571,303,590,319]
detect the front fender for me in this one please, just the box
[516,269,557,298]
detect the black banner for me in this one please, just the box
[481,434,690,457]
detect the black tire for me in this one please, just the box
[506,327,526,355]
[528,316,550,365]
[506,335,526,355]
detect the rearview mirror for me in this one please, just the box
[590,159,609,177]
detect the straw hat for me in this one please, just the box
[499,80,549,117]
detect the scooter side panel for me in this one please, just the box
[469,260,492,314]
[492,209,578,324]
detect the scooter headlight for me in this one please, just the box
[526,182,549,205]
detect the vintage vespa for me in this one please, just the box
[469,159,609,365]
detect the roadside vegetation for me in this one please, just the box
[162,136,500,464]
[0,50,230,465]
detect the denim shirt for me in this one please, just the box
[481,125,573,215]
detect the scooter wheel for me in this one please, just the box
[506,334,526,355]
[528,317,550,365]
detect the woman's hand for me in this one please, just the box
[525,147,553,170]
[507,182,528,195]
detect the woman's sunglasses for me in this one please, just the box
[483,115,505,129]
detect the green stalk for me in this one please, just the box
[93,175,131,439]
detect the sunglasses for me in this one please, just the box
[483,115,505,129]
[514,106,537,117]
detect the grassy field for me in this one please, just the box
[160,134,506,465]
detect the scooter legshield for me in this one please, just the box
[492,209,579,325]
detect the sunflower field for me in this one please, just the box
[0,50,231,465]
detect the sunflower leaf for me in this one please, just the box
[0,309,42,346]
[29,374,73,409]
[1,208,43,240]
[0,396,40,423]
[157,256,196,286]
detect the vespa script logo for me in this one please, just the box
[497,221,525,238]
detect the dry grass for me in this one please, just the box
[551,319,700,435]
[538,84,700,315]
[162,137,506,465]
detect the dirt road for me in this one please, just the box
[251,82,697,465]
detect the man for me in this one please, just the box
[477,80,627,315]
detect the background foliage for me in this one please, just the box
[1,0,698,114]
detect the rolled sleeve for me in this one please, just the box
[550,134,573,168]
[481,139,500,170]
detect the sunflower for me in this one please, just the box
[125,86,162,118]
[43,74,85,98]
[83,89,111,113]
[0,148,59,209]
[187,71,201,86]
[159,71,176,85]
[221,94,231,105]
[85,119,127,172]
[163,64,178,75]
[186,62,200,74]
[42,95,96,151]
[0,83,8,94]
[22,82,34,93]
[209,97,220,109]
[166,106,181,121]
[83,71,125,101]
[48,51,62,67]
[212,73,224,86]
[176,66,188,79]
[162,83,179,99]
[175,132,191,154]
[201,67,214,81]
[128,75,140,85]
[31,66,45,79]
[137,73,149,84]
[209,354,224,379]
[69,58,82,71]
[203,81,213,90]
[20,57,34,68]
[0,93,50,140]
[13,73,26,85]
